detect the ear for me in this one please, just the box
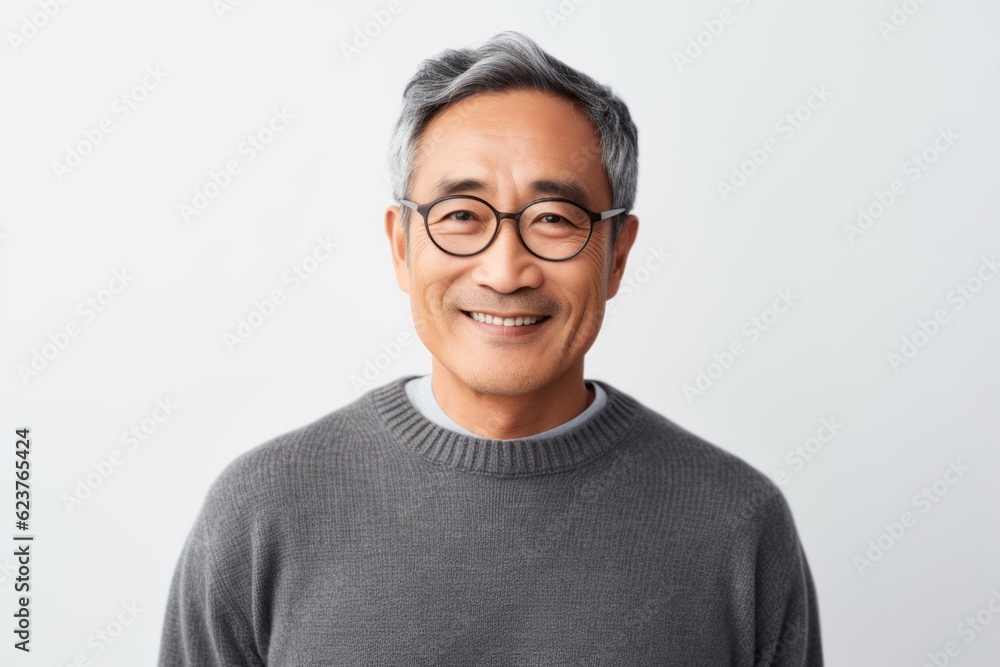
[606,214,639,300]
[384,204,410,294]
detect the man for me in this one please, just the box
[158,30,822,665]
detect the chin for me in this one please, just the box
[450,360,553,397]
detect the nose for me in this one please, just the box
[468,214,543,293]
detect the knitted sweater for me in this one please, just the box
[157,375,823,666]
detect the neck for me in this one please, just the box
[429,359,594,440]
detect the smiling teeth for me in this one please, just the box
[468,312,545,326]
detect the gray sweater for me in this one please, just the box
[158,375,822,666]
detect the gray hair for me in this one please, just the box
[387,30,638,249]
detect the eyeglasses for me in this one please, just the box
[398,194,625,262]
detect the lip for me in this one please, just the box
[460,310,550,338]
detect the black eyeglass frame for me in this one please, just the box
[398,194,626,262]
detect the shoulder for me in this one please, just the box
[197,381,391,524]
[604,385,808,575]
[599,381,790,529]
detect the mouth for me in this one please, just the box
[461,310,551,327]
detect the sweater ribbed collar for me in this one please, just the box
[371,374,639,477]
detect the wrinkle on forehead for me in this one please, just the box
[412,89,612,209]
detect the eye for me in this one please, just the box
[448,210,474,221]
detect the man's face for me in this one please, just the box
[386,88,637,397]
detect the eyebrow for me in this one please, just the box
[429,178,594,209]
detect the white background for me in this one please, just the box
[2,0,999,665]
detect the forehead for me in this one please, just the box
[412,88,610,205]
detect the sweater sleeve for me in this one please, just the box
[157,483,266,666]
[750,490,824,666]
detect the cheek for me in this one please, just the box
[407,233,442,298]
[407,239,461,335]
[550,256,611,340]
[575,243,613,301]
[408,223,437,261]
[410,280,450,347]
